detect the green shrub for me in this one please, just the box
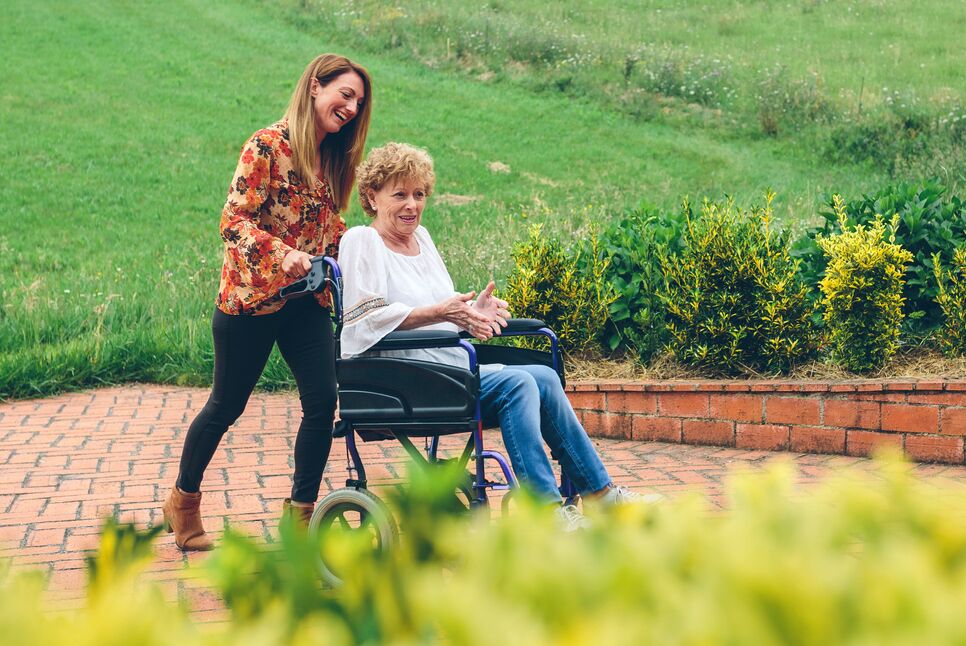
[822,91,952,172]
[820,91,966,190]
[0,520,199,645]
[934,247,966,356]
[502,224,614,354]
[586,204,685,360]
[795,180,965,336]
[85,517,163,595]
[824,113,927,175]
[8,457,966,644]
[818,196,914,372]
[659,194,817,375]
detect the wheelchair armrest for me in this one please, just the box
[501,318,548,336]
[370,329,463,352]
[458,318,549,339]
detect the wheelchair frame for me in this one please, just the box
[280,254,577,506]
[279,255,577,582]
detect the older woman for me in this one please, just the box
[338,143,655,529]
[163,54,372,551]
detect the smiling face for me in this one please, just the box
[311,71,365,137]
[369,176,428,241]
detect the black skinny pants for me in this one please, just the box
[176,296,336,502]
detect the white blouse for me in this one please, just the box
[339,225,489,371]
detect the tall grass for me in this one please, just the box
[283,0,964,107]
[280,0,966,187]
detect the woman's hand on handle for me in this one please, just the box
[473,281,510,336]
[282,250,313,279]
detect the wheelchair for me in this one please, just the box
[279,255,576,584]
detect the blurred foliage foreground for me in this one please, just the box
[4,457,966,644]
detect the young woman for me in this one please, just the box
[162,54,372,551]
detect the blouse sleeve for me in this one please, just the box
[339,227,414,358]
[219,133,295,286]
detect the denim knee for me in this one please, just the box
[528,364,563,389]
[498,370,541,408]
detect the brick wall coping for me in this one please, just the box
[566,378,966,394]
[564,378,966,464]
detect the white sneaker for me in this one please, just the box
[599,485,664,506]
[555,504,592,532]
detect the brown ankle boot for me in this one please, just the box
[162,487,214,551]
[281,498,315,527]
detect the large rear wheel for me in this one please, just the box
[309,487,398,586]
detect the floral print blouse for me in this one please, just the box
[216,119,345,315]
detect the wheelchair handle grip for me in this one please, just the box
[277,255,343,328]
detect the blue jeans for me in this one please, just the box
[479,364,611,501]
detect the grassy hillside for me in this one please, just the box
[1,0,954,398]
[285,0,965,104]
[281,0,965,185]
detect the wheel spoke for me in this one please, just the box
[312,489,398,586]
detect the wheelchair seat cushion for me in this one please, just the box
[337,356,478,422]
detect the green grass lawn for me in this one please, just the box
[284,0,966,186]
[632,0,964,104]
[294,0,965,106]
[0,0,951,398]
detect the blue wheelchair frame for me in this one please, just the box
[279,255,578,509]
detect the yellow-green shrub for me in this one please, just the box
[659,194,817,375]
[502,224,614,353]
[8,457,966,644]
[0,520,200,646]
[934,247,966,355]
[818,196,914,372]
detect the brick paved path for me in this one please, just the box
[2,385,965,620]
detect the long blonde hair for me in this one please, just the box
[285,54,372,212]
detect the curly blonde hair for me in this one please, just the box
[356,142,436,217]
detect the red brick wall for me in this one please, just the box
[567,380,966,464]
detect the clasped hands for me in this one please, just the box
[438,281,510,341]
